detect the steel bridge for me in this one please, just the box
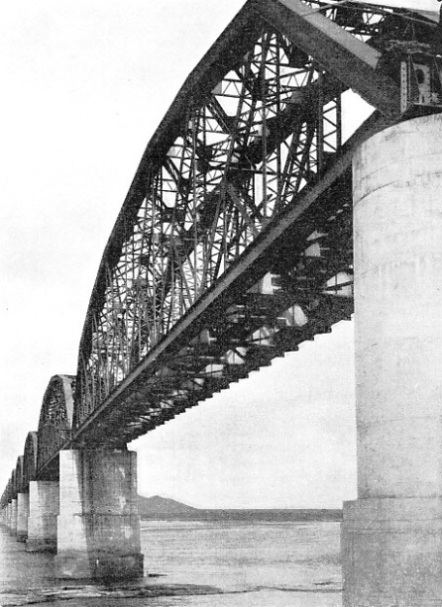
[1,0,440,584]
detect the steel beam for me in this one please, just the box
[252,0,401,117]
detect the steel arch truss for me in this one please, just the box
[67,1,436,444]
[23,432,38,489]
[14,457,24,495]
[0,433,38,508]
[76,29,344,425]
[37,375,75,477]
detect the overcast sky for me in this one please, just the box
[0,0,438,509]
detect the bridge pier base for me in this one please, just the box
[55,449,143,580]
[26,481,59,552]
[342,114,442,605]
[16,492,29,542]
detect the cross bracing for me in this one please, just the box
[1,0,440,502]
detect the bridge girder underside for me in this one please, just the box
[30,1,437,475]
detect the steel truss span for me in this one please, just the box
[76,20,346,437]
[70,1,435,447]
[1,0,439,500]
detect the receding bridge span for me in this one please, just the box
[1,1,441,603]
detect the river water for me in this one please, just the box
[0,520,342,606]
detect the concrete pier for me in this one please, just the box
[10,499,18,535]
[4,503,11,530]
[55,449,143,580]
[26,481,59,552]
[342,114,442,606]
[16,492,30,542]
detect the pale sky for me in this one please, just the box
[0,0,438,508]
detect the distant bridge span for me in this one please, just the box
[1,0,441,597]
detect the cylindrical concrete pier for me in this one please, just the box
[55,449,144,580]
[10,499,18,536]
[26,481,59,552]
[342,114,442,606]
[16,492,30,542]
[3,504,11,530]
[7,503,12,529]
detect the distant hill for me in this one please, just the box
[138,494,198,517]
[137,495,342,522]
